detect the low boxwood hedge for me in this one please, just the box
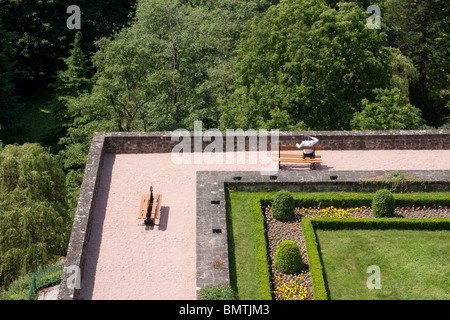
[260,191,450,208]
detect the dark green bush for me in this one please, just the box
[271,191,295,221]
[200,284,237,300]
[274,240,303,274]
[372,189,395,217]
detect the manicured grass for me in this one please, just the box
[226,190,272,300]
[225,190,450,300]
[315,229,450,300]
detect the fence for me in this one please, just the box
[27,262,65,300]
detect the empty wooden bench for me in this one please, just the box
[272,145,323,170]
[138,186,162,226]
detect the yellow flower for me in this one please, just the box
[274,271,308,300]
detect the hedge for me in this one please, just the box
[260,191,450,208]
[250,198,273,300]
[308,217,450,231]
[303,217,450,300]
[302,218,329,300]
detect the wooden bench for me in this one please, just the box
[272,145,323,170]
[138,187,162,226]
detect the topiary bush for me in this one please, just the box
[274,240,303,274]
[271,191,295,221]
[372,189,395,218]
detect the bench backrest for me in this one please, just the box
[273,145,323,150]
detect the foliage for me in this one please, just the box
[260,191,450,209]
[274,271,308,300]
[0,270,33,300]
[273,240,303,274]
[200,284,237,300]
[220,0,393,130]
[301,218,328,300]
[0,4,22,142]
[376,0,450,127]
[271,190,294,221]
[308,206,367,218]
[72,0,268,133]
[351,88,423,130]
[51,32,93,129]
[1,0,136,86]
[0,144,71,288]
[372,189,395,218]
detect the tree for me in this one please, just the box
[220,0,392,131]
[351,88,423,130]
[69,0,269,132]
[51,31,93,128]
[0,3,22,143]
[0,143,71,288]
[2,0,136,91]
[376,0,450,127]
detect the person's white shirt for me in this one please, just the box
[296,136,318,154]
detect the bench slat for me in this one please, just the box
[138,194,150,219]
[151,194,162,220]
[273,153,321,158]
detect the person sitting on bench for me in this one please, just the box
[296,136,319,158]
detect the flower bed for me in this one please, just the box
[264,205,450,300]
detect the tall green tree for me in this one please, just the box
[67,0,269,132]
[0,3,22,142]
[0,143,70,288]
[351,88,423,130]
[51,31,93,128]
[2,0,136,90]
[377,0,450,126]
[220,0,392,130]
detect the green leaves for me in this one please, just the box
[0,144,70,287]
[221,0,393,130]
[351,88,423,130]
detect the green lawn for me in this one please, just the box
[226,190,272,300]
[316,229,450,300]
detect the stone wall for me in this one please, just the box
[102,129,450,153]
[57,130,450,300]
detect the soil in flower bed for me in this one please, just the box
[263,205,450,300]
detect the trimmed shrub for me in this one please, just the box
[372,189,396,217]
[271,191,295,221]
[274,240,303,274]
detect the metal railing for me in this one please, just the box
[27,262,64,300]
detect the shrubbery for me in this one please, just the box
[372,189,395,218]
[274,240,303,274]
[200,284,237,300]
[271,191,295,221]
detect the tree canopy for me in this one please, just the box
[0,143,70,288]
[219,0,395,130]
